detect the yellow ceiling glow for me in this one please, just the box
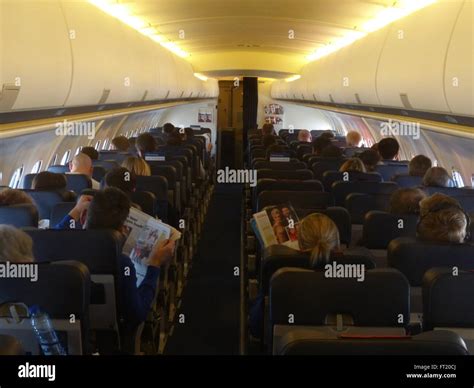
[306,0,437,62]
[88,0,190,59]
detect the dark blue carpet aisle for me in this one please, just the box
[165,184,242,355]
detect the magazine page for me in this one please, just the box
[124,207,181,286]
[252,203,300,249]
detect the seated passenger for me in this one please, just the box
[358,149,381,173]
[111,136,130,152]
[80,146,99,161]
[320,144,343,158]
[422,167,452,188]
[409,155,432,177]
[417,193,469,244]
[0,225,35,263]
[311,136,332,156]
[136,133,157,158]
[262,134,276,149]
[298,213,341,267]
[54,187,175,332]
[339,158,366,173]
[319,131,335,140]
[162,122,175,143]
[122,157,151,177]
[261,123,275,137]
[68,153,100,190]
[389,188,426,215]
[297,130,312,143]
[377,137,400,161]
[346,131,362,147]
[0,188,36,207]
[249,212,341,338]
[32,171,76,202]
[166,130,184,146]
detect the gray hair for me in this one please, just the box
[0,225,34,263]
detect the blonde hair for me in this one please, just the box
[122,156,151,176]
[339,158,366,173]
[346,131,362,147]
[298,213,340,267]
[417,207,467,244]
[0,225,34,263]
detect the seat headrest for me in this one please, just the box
[257,190,333,211]
[0,261,90,320]
[388,237,474,286]
[0,204,38,228]
[276,330,469,355]
[423,268,474,329]
[24,229,123,275]
[363,211,418,249]
[332,181,398,206]
[270,268,409,327]
[262,246,376,294]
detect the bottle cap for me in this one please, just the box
[28,305,40,316]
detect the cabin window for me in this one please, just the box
[31,160,43,174]
[9,165,24,189]
[49,153,58,167]
[125,130,131,138]
[133,129,139,137]
[75,147,82,156]
[94,140,101,150]
[60,150,71,165]
[102,139,110,150]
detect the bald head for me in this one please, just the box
[69,152,93,177]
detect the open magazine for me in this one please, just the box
[123,207,181,286]
[252,203,300,249]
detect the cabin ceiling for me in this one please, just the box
[129,0,395,76]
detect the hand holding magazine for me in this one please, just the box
[252,203,300,249]
[123,207,181,286]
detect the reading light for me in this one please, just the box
[89,0,190,59]
[306,0,437,62]
[285,75,301,82]
[194,73,208,82]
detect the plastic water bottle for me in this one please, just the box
[29,305,67,355]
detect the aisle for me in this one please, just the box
[165,184,242,355]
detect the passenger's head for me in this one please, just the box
[321,144,343,158]
[312,136,332,156]
[0,189,34,207]
[69,153,93,177]
[409,155,432,177]
[166,130,184,146]
[80,146,99,161]
[297,130,312,143]
[136,133,157,157]
[262,135,276,149]
[111,136,130,152]
[104,167,136,194]
[422,167,452,188]
[298,213,340,267]
[32,171,67,191]
[339,158,366,173]
[346,131,362,147]
[0,225,34,263]
[320,131,335,140]
[85,187,131,232]
[121,156,151,177]
[184,127,194,139]
[261,123,275,136]
[358,149,381,172]
[163,123,175,134]
[389,188,427,215]
[417,194,468,243]
[377,137,400,160]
